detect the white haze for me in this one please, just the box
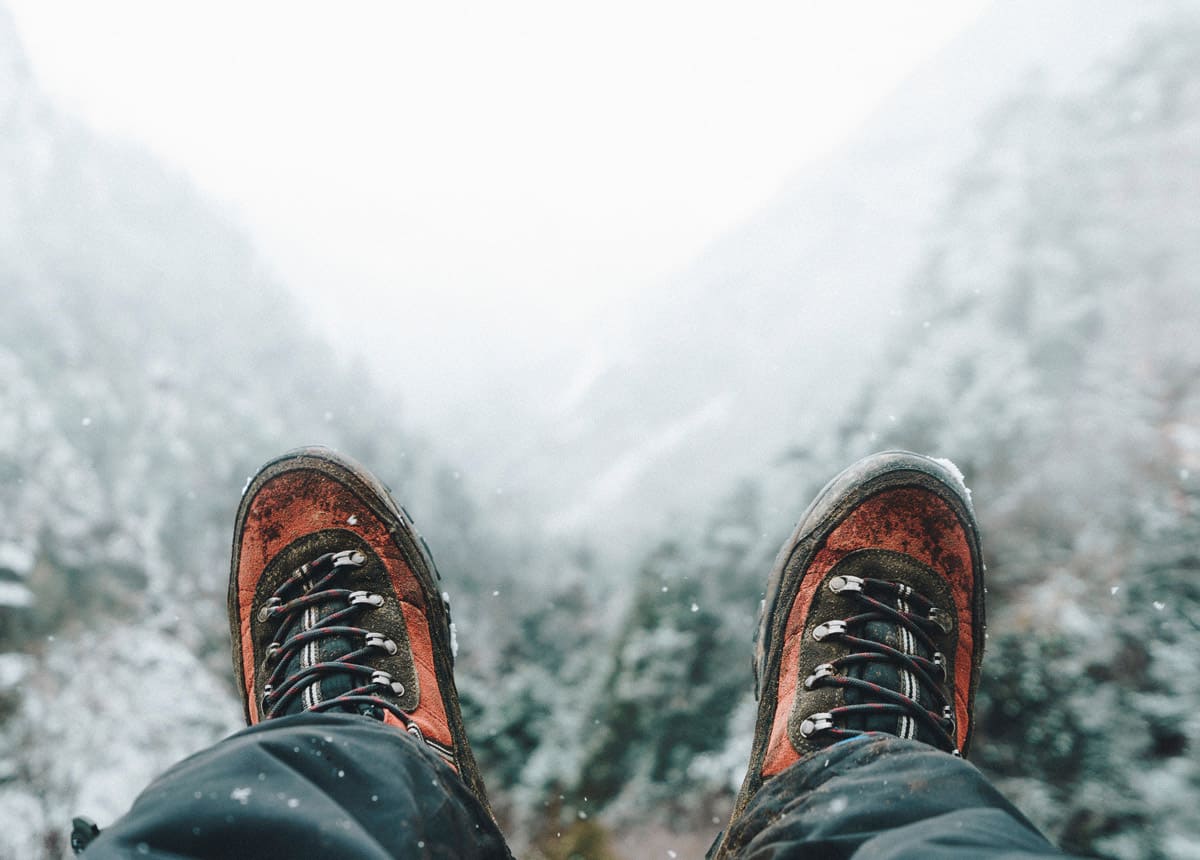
[8,0,989,423]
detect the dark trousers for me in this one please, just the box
[716,734,1069,859]
[83,716,1069,859]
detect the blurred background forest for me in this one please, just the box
[2,2,1199,858]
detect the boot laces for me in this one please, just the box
[799,575,960,755]
[256,550,427,738]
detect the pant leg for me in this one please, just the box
[720,734,1073,860]
[80,712,511,860]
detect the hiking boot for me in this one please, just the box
[713,451,985,857]
[228,446,493,814]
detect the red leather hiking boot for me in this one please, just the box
[228,447,493,814]
[714,451,985,857]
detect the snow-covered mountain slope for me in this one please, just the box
[437,0,1184,560]
[584,12,1200,857]
[0,6,532,854]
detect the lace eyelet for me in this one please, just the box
[333,550,367,568]
[828,575,863,594]
[365,632,398,655]
[349,590,385,607]
[812,620,846,641]
[804,663,837,690]
[799,713,835,738]
[371,670,405,696]
[928,607,953,634]
[257,597,283,622]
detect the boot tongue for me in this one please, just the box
[842,616,940,743]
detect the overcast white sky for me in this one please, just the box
[9,1,990,413]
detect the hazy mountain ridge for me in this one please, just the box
[455,0,1185,562]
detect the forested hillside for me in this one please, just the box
[564,15,1200,859]
[838,19,1200,856]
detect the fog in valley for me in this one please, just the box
[2,3,1199,858]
